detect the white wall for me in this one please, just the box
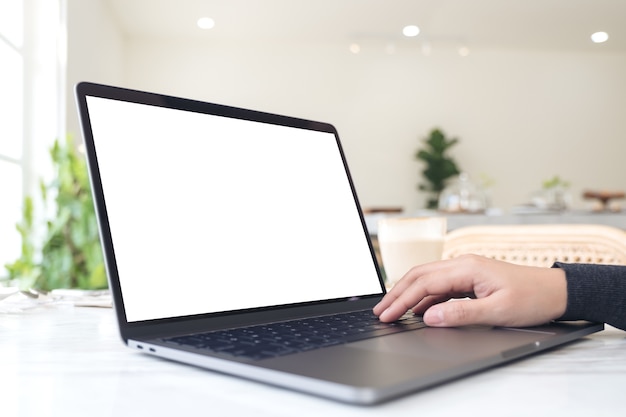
[64,4,626,211]
[65,0,125,139]
[122,39,626,211]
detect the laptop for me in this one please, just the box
[75,82,603,405]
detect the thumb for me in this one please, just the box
[423,299,491,327]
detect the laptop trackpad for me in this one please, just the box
[347,326,556,361]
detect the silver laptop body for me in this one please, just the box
[75,82,603,405]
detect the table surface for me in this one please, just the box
[364,211,626,234]
[2,302,626,417]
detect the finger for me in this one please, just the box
[377,263,480,322]
[373,263,430,315]
[374,258,468,315]
[423,297,502,327]
[410,294,452,315]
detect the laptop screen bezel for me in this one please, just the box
[75,82,386,341]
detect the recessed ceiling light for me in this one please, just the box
[591,31,609,43]
[402,25,420,37]
[458,46,470,57]
[349,43,361,54]
[197,17,215,30]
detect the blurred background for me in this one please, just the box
[2,0,626,276]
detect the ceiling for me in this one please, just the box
[105,0,626,53]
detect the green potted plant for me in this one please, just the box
[541,175,571,211]
[4,136,106,291]
[415,128,462,209]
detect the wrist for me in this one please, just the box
[543,267,568,320]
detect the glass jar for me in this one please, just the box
[438,173,488,213]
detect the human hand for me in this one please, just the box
[373,254,567,328]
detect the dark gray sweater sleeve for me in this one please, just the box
[553,262,626,330]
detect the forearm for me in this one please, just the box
[553,262,626,330]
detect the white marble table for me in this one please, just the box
[2,303,626,417]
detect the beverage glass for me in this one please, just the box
[377,217,447,287]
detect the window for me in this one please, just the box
[0,0,60,278]
[0,1,24,276]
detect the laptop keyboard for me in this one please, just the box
[162,309,425,361]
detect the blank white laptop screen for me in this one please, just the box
[85,96,382,322]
